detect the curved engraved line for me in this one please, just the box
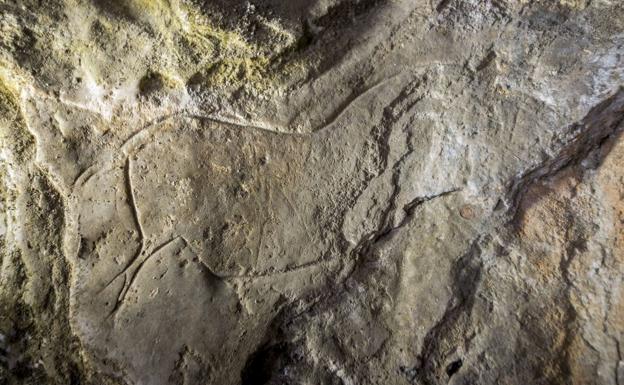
[221,254,333,280]
[72,73,405,185]
[172,235,332,281]
[99,158,147,297]
[312,72,405,132]
[71,73,405,194]
[106,234,331,319]
[73,74,407,308]
[124,158,144,242]
[106,236,185,318]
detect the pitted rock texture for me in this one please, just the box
[0,1,623,385]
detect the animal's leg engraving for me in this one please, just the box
[124,157,145,244]
[107,274,127,319]
[107,237,185,318]
[100,158,146,294]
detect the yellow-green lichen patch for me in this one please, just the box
[558,0,589,10]
[188,55,273,90]
[138,70,181,95]
[170,4,275,89]
[128,0,306,90]
[0,68,34,164]
[54,0,310,102]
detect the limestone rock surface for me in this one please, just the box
[0,1,623,384]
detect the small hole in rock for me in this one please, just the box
[138,71,165,95]
[445,359,463,377]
